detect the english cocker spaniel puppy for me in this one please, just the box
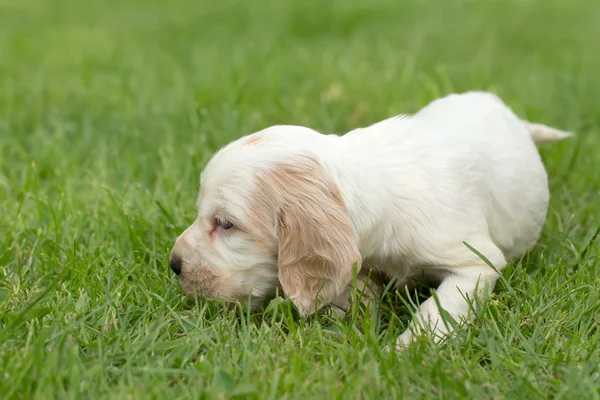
[169,92,572,350]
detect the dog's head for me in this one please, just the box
[169,126,361,315]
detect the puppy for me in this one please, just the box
[169,92,572,349]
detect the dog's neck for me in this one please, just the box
[314,117,420,259]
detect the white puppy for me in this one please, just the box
[170,92,572,349]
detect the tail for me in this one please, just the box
[521,120,574,144]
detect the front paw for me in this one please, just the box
[381,330,414,353]
[395,329,415,351]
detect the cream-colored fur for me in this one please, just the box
[170,91,572,350]
[258,157,362,316]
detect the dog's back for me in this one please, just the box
[415,92,571,259]
[343,92,570,262]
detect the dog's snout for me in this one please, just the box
[170,256,182,275]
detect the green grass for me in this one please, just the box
[1,0,599,398]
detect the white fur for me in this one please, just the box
[171,91,572,349]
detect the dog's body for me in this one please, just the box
[170,92,572,349]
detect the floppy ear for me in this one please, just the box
[270,157,362,316]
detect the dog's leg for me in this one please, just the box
[395,243,506,350]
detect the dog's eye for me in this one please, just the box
[218,219,234,230]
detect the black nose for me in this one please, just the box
[170,256,182,275]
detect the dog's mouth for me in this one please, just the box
[180,279,278,311]
[183,292,273,313]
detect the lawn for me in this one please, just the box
[1,0,599,398]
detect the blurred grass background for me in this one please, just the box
[1,0,599,398]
